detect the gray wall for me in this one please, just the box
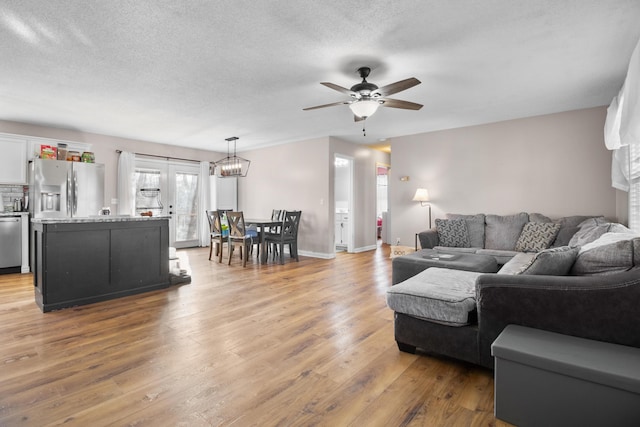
[2,105,621,257]
[238,136,390,257]
[389,106,620,247]
[0,120,222,212]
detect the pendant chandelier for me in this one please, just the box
[212,137,251,177]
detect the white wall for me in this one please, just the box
[389,107,618,247]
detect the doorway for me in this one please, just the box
[135,159,201,248]
[376,163,390,244]
[334,154,354,252]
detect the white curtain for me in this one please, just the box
[117,151,136,215]
[606,36,640,190]
[621,37,640,146]
[198,161,211,247]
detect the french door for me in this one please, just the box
[135,159,200,248]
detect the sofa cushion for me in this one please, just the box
[551,215,600,247]
[446,213,486,248]
[435,218,470,248]
[569,221,632,247]
[485,212,528,250]
[520,246,579,275]
[529,213,552,223]
[497,252,536,274]
[515,222,561,252]
[386,267,483,326]
[571,233,638,276]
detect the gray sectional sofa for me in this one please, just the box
[388,213,640,369]
[416,212,625,265]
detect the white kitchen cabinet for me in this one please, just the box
[0,137,28,184]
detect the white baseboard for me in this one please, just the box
[353,245,377,253]
[298,250,335,259]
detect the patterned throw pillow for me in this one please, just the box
[515,222,561,252]
[435,218,470,248]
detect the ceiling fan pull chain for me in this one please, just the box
[362,120,366,136]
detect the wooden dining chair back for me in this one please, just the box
[226,211,258,267]
[206,210,226,263]
[264,210,302,264]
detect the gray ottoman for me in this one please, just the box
[492,325,640,427]
[392,249,498,285]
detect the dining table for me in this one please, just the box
[245,218,282,264]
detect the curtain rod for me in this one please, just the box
[116,149,206,164]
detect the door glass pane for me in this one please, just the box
[175,172,199,241]
[134,169,164,215]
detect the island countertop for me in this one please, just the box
[31,215,170,224]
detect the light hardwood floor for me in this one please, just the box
[0,244,511,426]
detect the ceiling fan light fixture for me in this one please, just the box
[349,99,380,118]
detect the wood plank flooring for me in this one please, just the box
[0,244,511,426]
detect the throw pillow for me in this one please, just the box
[519,246,579,276]
[515,222,561,252]
[446,213,485,248]
[435,218,470,248]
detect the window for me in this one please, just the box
[628,144,640,232]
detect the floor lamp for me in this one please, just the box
[412,188,432,229]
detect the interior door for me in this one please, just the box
[134,159,201,248]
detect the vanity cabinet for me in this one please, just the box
[335,213,349,247]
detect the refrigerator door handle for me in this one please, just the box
[66,172,72,215]
[73,169,78,215]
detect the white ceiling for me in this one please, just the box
[1,1,639,152]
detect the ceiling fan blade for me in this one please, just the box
[321,82,355,96]
[303,101,351,111]
[374,77,421,97]
[381,98,423,110]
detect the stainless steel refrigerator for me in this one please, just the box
[29,159,105,218]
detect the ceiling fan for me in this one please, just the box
[303,67,423,122]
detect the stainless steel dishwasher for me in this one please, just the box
[0,216,21,268]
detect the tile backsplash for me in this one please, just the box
[1,185,27,212]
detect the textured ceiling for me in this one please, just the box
[1,1,640,152]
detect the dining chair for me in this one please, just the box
[226,211,259,267]
[267,209,285,258]
[264,210,302,264]
[206,210,226,263]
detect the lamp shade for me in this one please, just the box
[349,99,380,118]
[412,188,429,202]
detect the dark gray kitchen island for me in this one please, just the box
[32,216,170,312]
